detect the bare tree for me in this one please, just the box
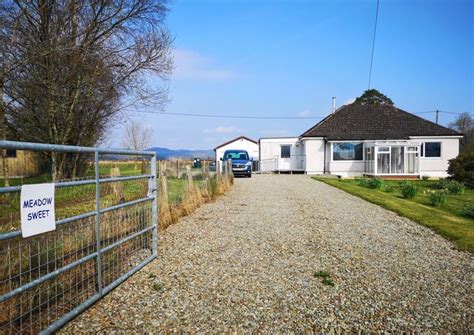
[0,0,172,179]
[121,120,152,151]
[449,113,474,153]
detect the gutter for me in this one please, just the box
[323,138,327,174]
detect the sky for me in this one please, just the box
[115,0,473,150]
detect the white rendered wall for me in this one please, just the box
[259,137,303,172]
[302,138,325,174]
[416,137,460,178]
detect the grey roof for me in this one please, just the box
[214,136,257,150]
[301,103,461,140]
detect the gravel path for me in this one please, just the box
[62,175,473,333]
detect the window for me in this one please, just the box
[332,142,363,161]
[281,145,291,158]
[422,142,441,158]
[224,150,249,160]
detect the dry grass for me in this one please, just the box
[158,173,233,230]
[0,150,39,178]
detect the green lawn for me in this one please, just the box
[312,177,474,252]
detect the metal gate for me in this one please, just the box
[0,141,158,334]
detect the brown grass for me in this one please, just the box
[0,150,39,177]
[158,173,233,230]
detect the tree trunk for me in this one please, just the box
[0,66,9,187]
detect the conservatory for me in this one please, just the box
[364,141,421,176]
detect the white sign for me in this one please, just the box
[20,183,56,238]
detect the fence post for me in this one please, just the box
[176,160,179,178]
[225,159,231,177]
[94,150,103,295]
[110,167,124,203]
[186,165,193,191]
[150,154,158,256]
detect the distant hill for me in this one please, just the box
[147,147,214,160]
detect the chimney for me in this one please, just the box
[332,97,336,113]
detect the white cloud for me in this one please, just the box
[203,126,239,134]
[298,109,313,117]
[173,49,237,81]
[215,126,237,134]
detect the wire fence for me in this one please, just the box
[157,159,233,229]
[0,141,157,334]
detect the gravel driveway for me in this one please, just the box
[61,175,473,333]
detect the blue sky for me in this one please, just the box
[117,0,473,150]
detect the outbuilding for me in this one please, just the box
[214,136,259,170]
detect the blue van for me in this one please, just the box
[222,149,252,177]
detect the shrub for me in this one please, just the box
[461,203,474,218]
[421,175,430,181]
[400,181,418,199]
[446,180,465,195]
[447,153,474,188]
[356,177,370,187]
[432,179,450,190]
[367,177,384,189]
[383,185,394,193]
[432,179,465,195]
[428,191,447,207]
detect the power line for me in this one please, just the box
[368,0,380,89]
[415,111,473,116]
[135,111,326,120]
[133,110,472,120]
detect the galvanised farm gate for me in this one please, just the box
[0,141,158,334]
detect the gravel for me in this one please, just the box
[61,174,473,333]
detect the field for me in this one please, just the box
[313,177,474,252]
[0,161,208,233]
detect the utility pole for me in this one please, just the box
[435,110,439,124]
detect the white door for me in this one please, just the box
[280,145,291,170]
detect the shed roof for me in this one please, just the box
[214,136,258,150]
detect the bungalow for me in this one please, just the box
[259,102,462,178]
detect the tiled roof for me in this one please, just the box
[301,103,461,140]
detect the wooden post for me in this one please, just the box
[216,160,221,183]
[226,159,232,177]
[177,160,179,178]
[186,165,193,191]
[160,174,169,203]
[110,167,124,203]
